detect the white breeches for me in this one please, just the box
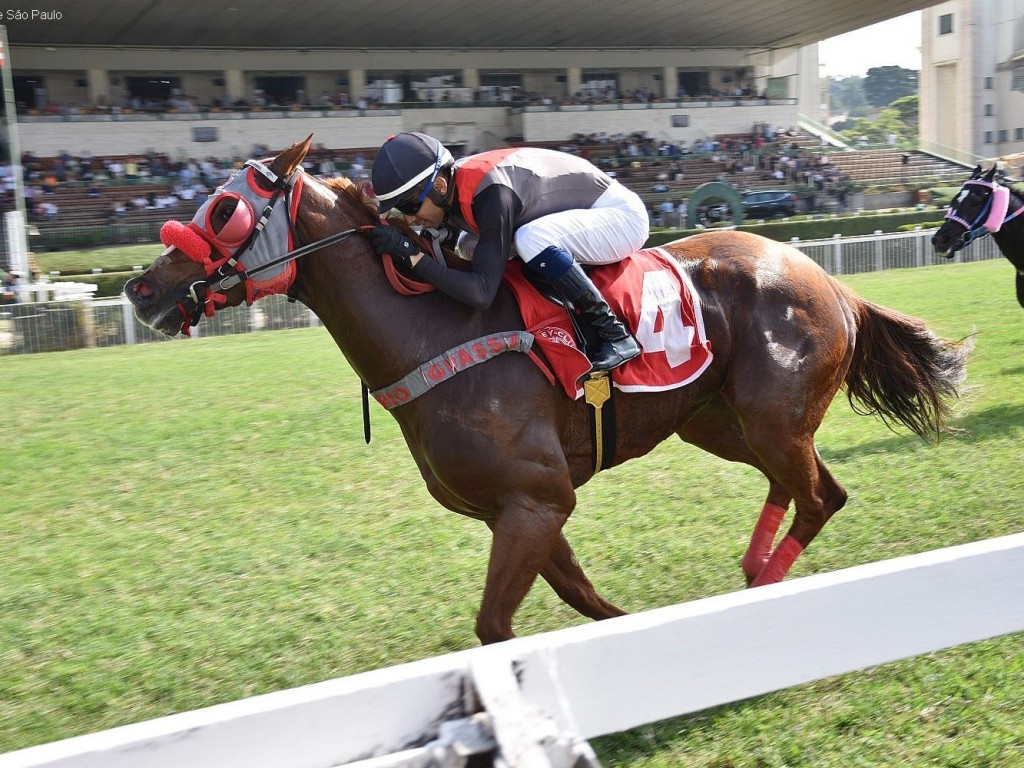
[513,181,649,265]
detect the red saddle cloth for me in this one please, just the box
[503,247,714,399]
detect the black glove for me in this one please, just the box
[368,226,420,270]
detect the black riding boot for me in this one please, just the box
[553,262,641,371]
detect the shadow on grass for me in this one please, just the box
[945,400,1024,439]
[818,400,1024,464]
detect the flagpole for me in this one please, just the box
[0,25,29,277]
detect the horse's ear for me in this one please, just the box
[971,165,982,178]
[984,165,997,181]
[273,134,314,177]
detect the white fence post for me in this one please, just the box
[120,295,136,346]
[832,233,843,275]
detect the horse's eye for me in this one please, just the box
[211,198,238,232]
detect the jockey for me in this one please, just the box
[367,131,645,372]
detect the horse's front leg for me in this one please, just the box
[477,505,569,644]
[540,531,627,620]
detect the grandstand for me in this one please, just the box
[10,131,969,252]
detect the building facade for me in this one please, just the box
[920,0,1024,166]
[6,44,820,157]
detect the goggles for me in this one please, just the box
[394,186,430,216]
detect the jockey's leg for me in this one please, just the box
[524,245,641,371]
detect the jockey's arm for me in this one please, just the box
[411,185,521,311]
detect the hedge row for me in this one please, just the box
[646,208,943,247]
[52,271,139,298]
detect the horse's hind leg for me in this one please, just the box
[677,403,793,584]
[749,448,847,586]
[539,532,626,620]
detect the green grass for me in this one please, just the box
[34,245,159,275]
[1,258,1022,765]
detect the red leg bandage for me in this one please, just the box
[741,503,787,582]
[750,535,804,587]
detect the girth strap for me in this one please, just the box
[371,331,534,410]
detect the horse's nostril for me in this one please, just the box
[125,276,155,306]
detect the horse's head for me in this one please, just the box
[932,165,1011,258]
[124,135,314,336]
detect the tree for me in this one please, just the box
[837,108,913,147]
[862,66,918,108]
[828,76,868,118]
[889,94,919,127]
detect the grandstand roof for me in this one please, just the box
[8,0,934,51]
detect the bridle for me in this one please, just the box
[942,176,1024,251]
[162,159,371,336]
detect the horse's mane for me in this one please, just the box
[320,176,379,225]
[316,174,458,262]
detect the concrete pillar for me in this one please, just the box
[461,67,479,101]
[86,68,110,108]
[566,66,582,99]
[662,65,677,99]
[224,69,246,105]
[348,68,367,101]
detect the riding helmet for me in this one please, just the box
[371,132,453,213]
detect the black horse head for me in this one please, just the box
[932,164,1024,309]
[931,165,1004,258]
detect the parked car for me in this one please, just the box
[704,189,799,223]
[740,189,798,219]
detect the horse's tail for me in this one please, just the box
[844,292,970,441]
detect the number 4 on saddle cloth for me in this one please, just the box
[504,248,714,399]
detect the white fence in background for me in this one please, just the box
[3,533,1023,768]
[0,229,1005,357]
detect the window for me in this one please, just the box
[253,75,306,106]
[125,76,182,107]
[671,115,690,127]
[984,76,994,89]
[985,104,994,116]
[984,131,994,144]
[13,76,45,109]
[192,127,218,142]
[1016,128,1023,141]
[999,129,1008,143]
[939,14,953,35]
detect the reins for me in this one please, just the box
[208,225,367,293]
[172,167,536,445]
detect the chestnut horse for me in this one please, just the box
[125,137,968,644]
[932,164,1024,309]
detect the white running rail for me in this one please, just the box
[3,533,1023,768]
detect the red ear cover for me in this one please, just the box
[160,220,213,262]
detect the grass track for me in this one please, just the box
[1,258,1022,765]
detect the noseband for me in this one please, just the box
[943,178,1024,250]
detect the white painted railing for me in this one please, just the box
[0,228,1006,357]
[3,532,1022,768]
